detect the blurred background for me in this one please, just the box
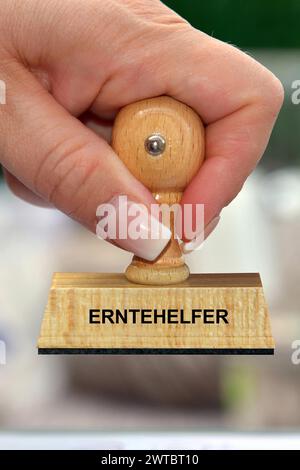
[0,0,300,446]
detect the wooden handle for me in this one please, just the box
[112,96,205,285]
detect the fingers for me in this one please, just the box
[181,96,282,230]
[164,34,284,245]
[89,18,283,250]
[0,61,170,261]
[4,111,113,208]
[0,0,284,260]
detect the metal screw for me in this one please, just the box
[145,134,166,156]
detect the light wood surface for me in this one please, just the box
[51,272,263,288]
[38,273,274,352]
[112,96,205,285]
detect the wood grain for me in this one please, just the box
[38,273,274,352]
[52,272,263,288]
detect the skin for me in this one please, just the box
[0,0,284,247]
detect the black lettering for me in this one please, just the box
[217,309,229,324]
[168,309,179,324]
[203,309,215,324]
[192,309,202,323]
[141,309,152,324]
[153,309,166,324]
[102,309,114,324]
[115,308,127,324]
[180,309,190,324]
[89,309,100,324]
[129,309,140,324]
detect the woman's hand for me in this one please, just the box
[0,0,284,259]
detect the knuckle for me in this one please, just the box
[255,68,285,115]
[225,44,285,116]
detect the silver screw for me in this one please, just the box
[145,134,166,156]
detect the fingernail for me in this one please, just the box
[96,195,172,261]
[181,215,221,254]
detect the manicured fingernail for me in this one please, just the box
[181,215,221,254]
[96,195,172,261]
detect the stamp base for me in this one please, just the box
[38,272,275,355]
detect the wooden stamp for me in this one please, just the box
[38,97,274,354]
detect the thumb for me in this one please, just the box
[0,62,170,261]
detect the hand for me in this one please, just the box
[0,0,284,259]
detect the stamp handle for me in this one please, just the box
[112,96,205,285]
